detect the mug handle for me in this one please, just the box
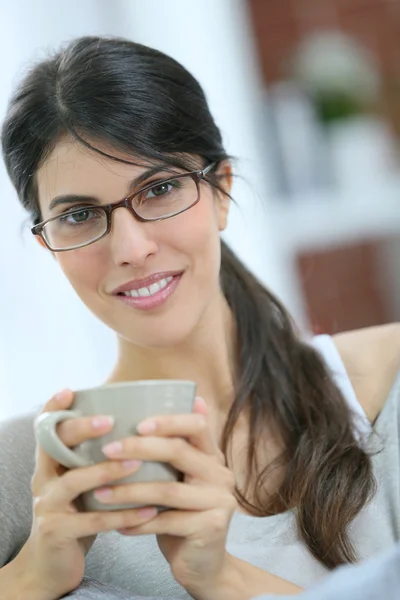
[34,410,93,469]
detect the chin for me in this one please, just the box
[120,320,197,349]
[109,304,202,349]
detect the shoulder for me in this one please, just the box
[0,410,37,495]
[0,411,37,483]
[332,323,400,423]
[0,410,37,448]
[0,411,37,564]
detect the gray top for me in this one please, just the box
[258,543,400,600]
[1,354,399,598]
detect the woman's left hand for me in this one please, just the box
[100,397,237,599]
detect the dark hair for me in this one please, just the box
[1,36,376,569]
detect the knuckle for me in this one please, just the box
[171,438,186,456]
[208,508,229,532]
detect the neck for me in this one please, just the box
[106,291,237,424]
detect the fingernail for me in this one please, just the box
[92,416,115,429]
[55,389,71,405]
[194,396,208,412]
[136,420,156,435]
[138,507,158,519]
[94,487,113,500]
[122,460,141,470]
[102,441,123,456]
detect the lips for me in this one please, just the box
[120,276,173,298]
[111,271,184,295]
[115,272,183,311]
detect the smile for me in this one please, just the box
[116,274,182,311]
[121,276,174,298]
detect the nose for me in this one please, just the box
[108,207,158,268]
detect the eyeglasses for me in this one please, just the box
[31,162,216,252]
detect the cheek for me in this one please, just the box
[56,248,105,295]
[164,197,220,258]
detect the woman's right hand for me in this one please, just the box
[12,389,156,600]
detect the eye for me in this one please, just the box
[145,181,177,199]
[58,207,100,225]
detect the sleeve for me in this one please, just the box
[371,370,400,540]
[62,577,181,599]
[0,412,37,566]
[252,543,400,600]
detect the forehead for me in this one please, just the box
[36,137,152,212]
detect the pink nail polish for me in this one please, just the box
[102,441,123,456]
[54,389,71,405]
[136,420,156,434]
[92,416,114,429]
[122,460,141,470]
[94,487,113,500]
[138,507,158,519]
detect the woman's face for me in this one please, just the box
[36,138,231,348]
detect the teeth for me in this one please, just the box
[122,276,174,298]
[138,287,151,297]
[148,281,162,295]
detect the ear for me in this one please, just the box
[215,161,233,232]
[35,236,47,249]
[35,235,56,259]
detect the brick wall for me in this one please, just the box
[296,241,392,334]
[248,0,400,83]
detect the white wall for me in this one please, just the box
[0,0,303,420]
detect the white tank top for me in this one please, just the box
[311,334,371,439]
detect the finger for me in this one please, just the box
[56,414,115,448]
[33,389,75,489]
[102,436,233,486]
[40,505,159,540]
[117,506,234,538]
[193,396,209,416]
[93,481,231,511]
[38,459,142,510]
[137,407,218,456]
[41,388,75,414]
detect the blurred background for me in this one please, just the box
[1,0,399,419]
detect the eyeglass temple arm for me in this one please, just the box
[200,162,217,177]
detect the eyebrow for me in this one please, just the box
[47,164,177,211]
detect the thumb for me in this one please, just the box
[193,396,208,416]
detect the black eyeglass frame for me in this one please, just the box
[31,162,216,252]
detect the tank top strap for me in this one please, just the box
[310,334,371,438]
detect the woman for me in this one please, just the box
[0,36,399,600]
